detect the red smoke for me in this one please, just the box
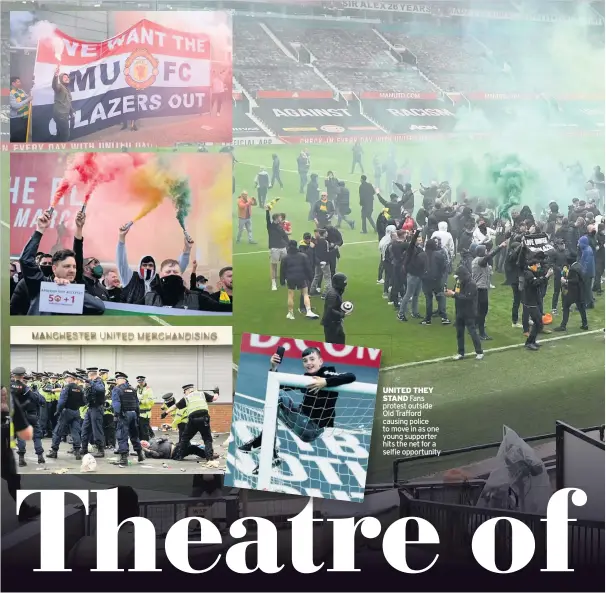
[50,152,151,208]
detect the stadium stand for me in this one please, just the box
[234,18,331,92]
[267,20,435,93]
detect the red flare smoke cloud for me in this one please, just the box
[50,152,151,208]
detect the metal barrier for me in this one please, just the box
[393,424,605,484]
[399,490,605,566]
[84,496,241,537]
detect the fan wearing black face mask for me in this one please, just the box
[83,257,109,300]
[116,223,192,305]
[145,259,232,312]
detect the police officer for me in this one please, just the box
[103,378,116,449]
[11,367,46,465]
[136,376,155,441]
[111,372,145,467]
[80,367,107,458]
[48,371,85,460]
[161,385,219,461]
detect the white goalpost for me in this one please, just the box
[256,371,378,494]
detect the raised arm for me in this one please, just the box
[116,225,134,286]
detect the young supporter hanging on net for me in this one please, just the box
[238,346,356,475]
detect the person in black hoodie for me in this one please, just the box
[326,224,344,278]
[145,259,232,312]
[398,229,425,321]
[19,211,105,315]
[421,238,450,325]
[306,173,320,221]
[394,182,415,213]
[521,255,553,351]
[280,240,319,320]
[270,153,283,189]
[548,240,568,314]
[377,191,404,221]
[359,175,377,234]
[504,241,523,327]
[321,272,350,345]
[445,265,483,360]
[389,229,408,309]
[554,254,589,332]
[335,181,355,229]
[325,171,340,203]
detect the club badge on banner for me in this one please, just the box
[31,19,212,142]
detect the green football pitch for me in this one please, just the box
[230,141,604,482]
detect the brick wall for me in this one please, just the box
[150,403,233,433]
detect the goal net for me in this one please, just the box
[226,372,378,502]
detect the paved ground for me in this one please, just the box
[15,432,230,475]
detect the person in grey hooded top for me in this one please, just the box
[116,222,192,305]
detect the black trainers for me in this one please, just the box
[525,343,539,351]
[252,457,281,475]
[47,449,58,459]
[238,439,260,453]
[18,453,26,467]
[480,334,492,340]
[441,318,451,325]
[137,450,145,462]
[554,326,566,332]
[397,312,408,321]
[119,453,129,467]
[580,325,589,331]
[94,446,105,458]
[37,454,45,464]
[420,320,431,325]
[74,448,82,461]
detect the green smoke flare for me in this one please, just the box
[169,177,191,230]
[488,155,536,220]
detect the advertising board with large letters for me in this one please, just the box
[254,98,383,138]
[233,101,271,138]
[31,19,214,142]
[362,98,458,134]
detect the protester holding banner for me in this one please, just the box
[51,66,74,142]
[19,211,105,316]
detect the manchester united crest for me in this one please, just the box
[124,48,159,91]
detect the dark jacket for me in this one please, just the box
[145,284,232,312]
[325,176,340,199]
[10,277,31,315]
[453,265,478,319]
[422,239,447,288]
[405,231,425,278]
[313,199,335,227]
[276,365,356,430]
[377,194,401,220]
[83,275,110,300]
[561,261,585,304]
[522,268,548,306]
[299,241,315,268]
[306,175,319,204]
[313,237,329,264]
[504,242,522,285]
[359,181,375,210]
[335,187,351,213]
[19,231,105,316]
[321,287,345,327]
[280,249,313,286]
[266,210,289,249]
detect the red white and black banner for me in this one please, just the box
[31,19,212,142]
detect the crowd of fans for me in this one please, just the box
[9,212,233,316]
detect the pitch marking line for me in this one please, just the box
[381,329,604,372]
[149,315,171,327]
[235,239,375,256]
